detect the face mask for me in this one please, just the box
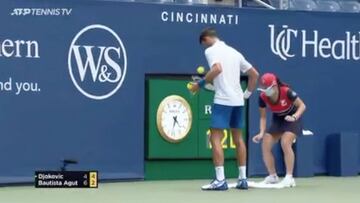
[257,84,276,96]
[265,87,275,97]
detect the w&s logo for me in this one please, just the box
[68,24,127,100]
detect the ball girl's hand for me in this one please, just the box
[252,133,264,143]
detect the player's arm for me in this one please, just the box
[204,48,222,83]
[245,67,259,93]
[204,63,222,83]
[190,49,221,91]
[240,54,259,99]
[190,63,221,92]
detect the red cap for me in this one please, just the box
[260,73,277,87]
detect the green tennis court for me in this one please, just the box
[1,177,359,203]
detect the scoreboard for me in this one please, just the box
[35,171,98,188]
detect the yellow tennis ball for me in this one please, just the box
[197,66,205,74]
[187,82,193,90]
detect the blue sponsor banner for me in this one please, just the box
[0,0,359,182]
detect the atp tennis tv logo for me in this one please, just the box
[68,24,127,100]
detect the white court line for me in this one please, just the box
[228,181,285,189]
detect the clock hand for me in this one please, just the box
[173,116,179,126]
[172,116,176,129]
[173,116,184,128]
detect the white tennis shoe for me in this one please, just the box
[261,175,280,184]
[280,176,296,188]
[201,179,228,191]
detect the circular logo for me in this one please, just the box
[68,24,127,100]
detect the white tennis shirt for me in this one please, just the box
[205,40,252,106]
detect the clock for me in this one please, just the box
[156,95,192,143]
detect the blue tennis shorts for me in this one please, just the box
[210,104,244,129]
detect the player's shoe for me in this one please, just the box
[279,176,296,188]
[235,179,248,190]
[201,179,228,191]
[261,175,280,184]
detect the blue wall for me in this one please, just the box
[0,0,359,183]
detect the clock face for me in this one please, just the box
[156,95,192,143]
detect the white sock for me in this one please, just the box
[215,166,225,181]
[238,166,247,180]
[285,174,293,179]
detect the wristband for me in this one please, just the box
[197,79,206,88]
[292,115,297,121]
[244,89,252,99]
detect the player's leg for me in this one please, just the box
[279,131,296,187]
[210,128,225,171]
[201,104,231,191]
[231,129,246,175]
[229,106,248,189]
[231,128,248,189]
[261,133,281,184]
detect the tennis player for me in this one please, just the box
[252,73,306,187]
[189,28,259,191]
